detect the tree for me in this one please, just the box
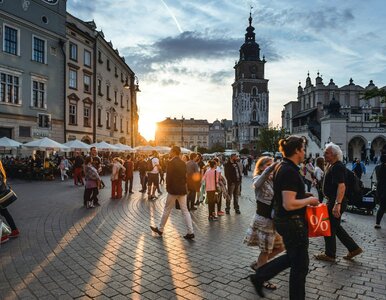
[257,123,287,153]
[361,88,386,124]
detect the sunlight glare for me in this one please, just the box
[139,119,156,141]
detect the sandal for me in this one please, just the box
[250,262,258,271]
[263,281,277,290]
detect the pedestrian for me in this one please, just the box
[123,154,134,194]
[374,153,386,228]
[137,155,147,193]
[83,156,100,208]
[224,154,242,214]
[315,142,363,262]
[314,157,325,202]
[73,152,84,186]
[111,157,125,199]
[90,146,104,190]
[244,156,285,292]
[250,135,319,299]
[352,158,365,180]
[58,156,70,181]
[213,157,225,216]
[186,152,199,211]
[202,160,220,221]
[147,151,161,200]
[150,146,194,240]
[0,160,20,244]
[303,157,314,192]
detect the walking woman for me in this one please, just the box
[250,136,319,299]
[244,156,285,291]
[84,156,100,208]
[0,160,20,243]
[202,160,219,221]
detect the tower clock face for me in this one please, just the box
[41,0,59,4]
[249,65,257,73]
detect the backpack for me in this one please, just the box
[345,168,363,204]
[118,167,125,180]
[146,158,154,172]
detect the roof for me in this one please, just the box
[292,107,317,120]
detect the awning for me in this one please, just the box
[292,107,317,120]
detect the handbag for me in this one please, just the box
[306,203,331,237]
[0,183,17,209]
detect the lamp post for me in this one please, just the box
[124,74,140,147]
[181,115,184,148]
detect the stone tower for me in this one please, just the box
[232,12,269,152]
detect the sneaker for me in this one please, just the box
[217,211,225,216]
[374,224,381,229]
[314,253,336,262]
[343,248,363,260]
[208,216,218,221]
[9,229,20,238]
[150,226,163,236]
[235,210,241,214]
[0,235,9,244]
[183,233,195,240]
[129,191,134,194]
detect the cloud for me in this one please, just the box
[256,6,355,33]
[160,79,180,86]
[122,30,281,79]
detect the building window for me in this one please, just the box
[97,108,102,126]
[107,59,110,71]
[364,113,370,122]
[3,25,18,55]
[126,98,130,111]
[69,69,77,89]
[114,91,118,104]
[19,126,31,137]
[106,85,110,100]
[84,74,91,93]
[0,72,20,104]
[97,79,103,96]
[120,94,124,108]
[106,112,110,129]
[32,36,45,63]
[69,104,77,125]
[69,43,77,61]
[115,66,118,77]
[120,118,123,132]
[38,114,50,128]
[84,106,90,127]
[32,80,46,109]
[84,50,91,67]
[114,116,117,131]
[126,120,129,133]
[98,50,103,63]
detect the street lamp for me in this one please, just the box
[126,74,140,147]
[181,115,184,148]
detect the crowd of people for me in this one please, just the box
[1,138,386,300]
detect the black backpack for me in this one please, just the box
[345,168,363,204]
[146,158,154,172]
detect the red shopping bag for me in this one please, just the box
[306,204,331,237]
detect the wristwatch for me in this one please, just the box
[335,201,342,205]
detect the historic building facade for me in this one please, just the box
[94,31,138,146]
[232,13,269,152]
[282,73,386,161]
[155,117,209,149]
[65,14,95,144]
[0,0,66,142]
[208,119,232,149]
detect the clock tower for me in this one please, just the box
[232,12,269,153]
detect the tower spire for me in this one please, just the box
[249,6,253,26]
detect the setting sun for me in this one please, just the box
[139,119,156,141]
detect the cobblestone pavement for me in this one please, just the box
[1,166,385,300]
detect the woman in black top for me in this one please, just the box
[250,135,319,299]
[375,154,386,228]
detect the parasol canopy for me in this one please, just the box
[23,137,69,151]
[0,137,22,150]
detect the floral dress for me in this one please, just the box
[244,164,283,253]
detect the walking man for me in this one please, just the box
[123,154,134,194]
[224,153,242,214]
[150,146,195,240]
[315,142,363,262]
[186,152,199,211]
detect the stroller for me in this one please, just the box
[346,179,377,215]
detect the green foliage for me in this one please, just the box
[209,143,225,153]
[197,147,208,154]
[361,89,386,123]
[257,123,287,153]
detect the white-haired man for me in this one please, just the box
[315,142,362,262]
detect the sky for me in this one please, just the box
[67,0,386,141]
